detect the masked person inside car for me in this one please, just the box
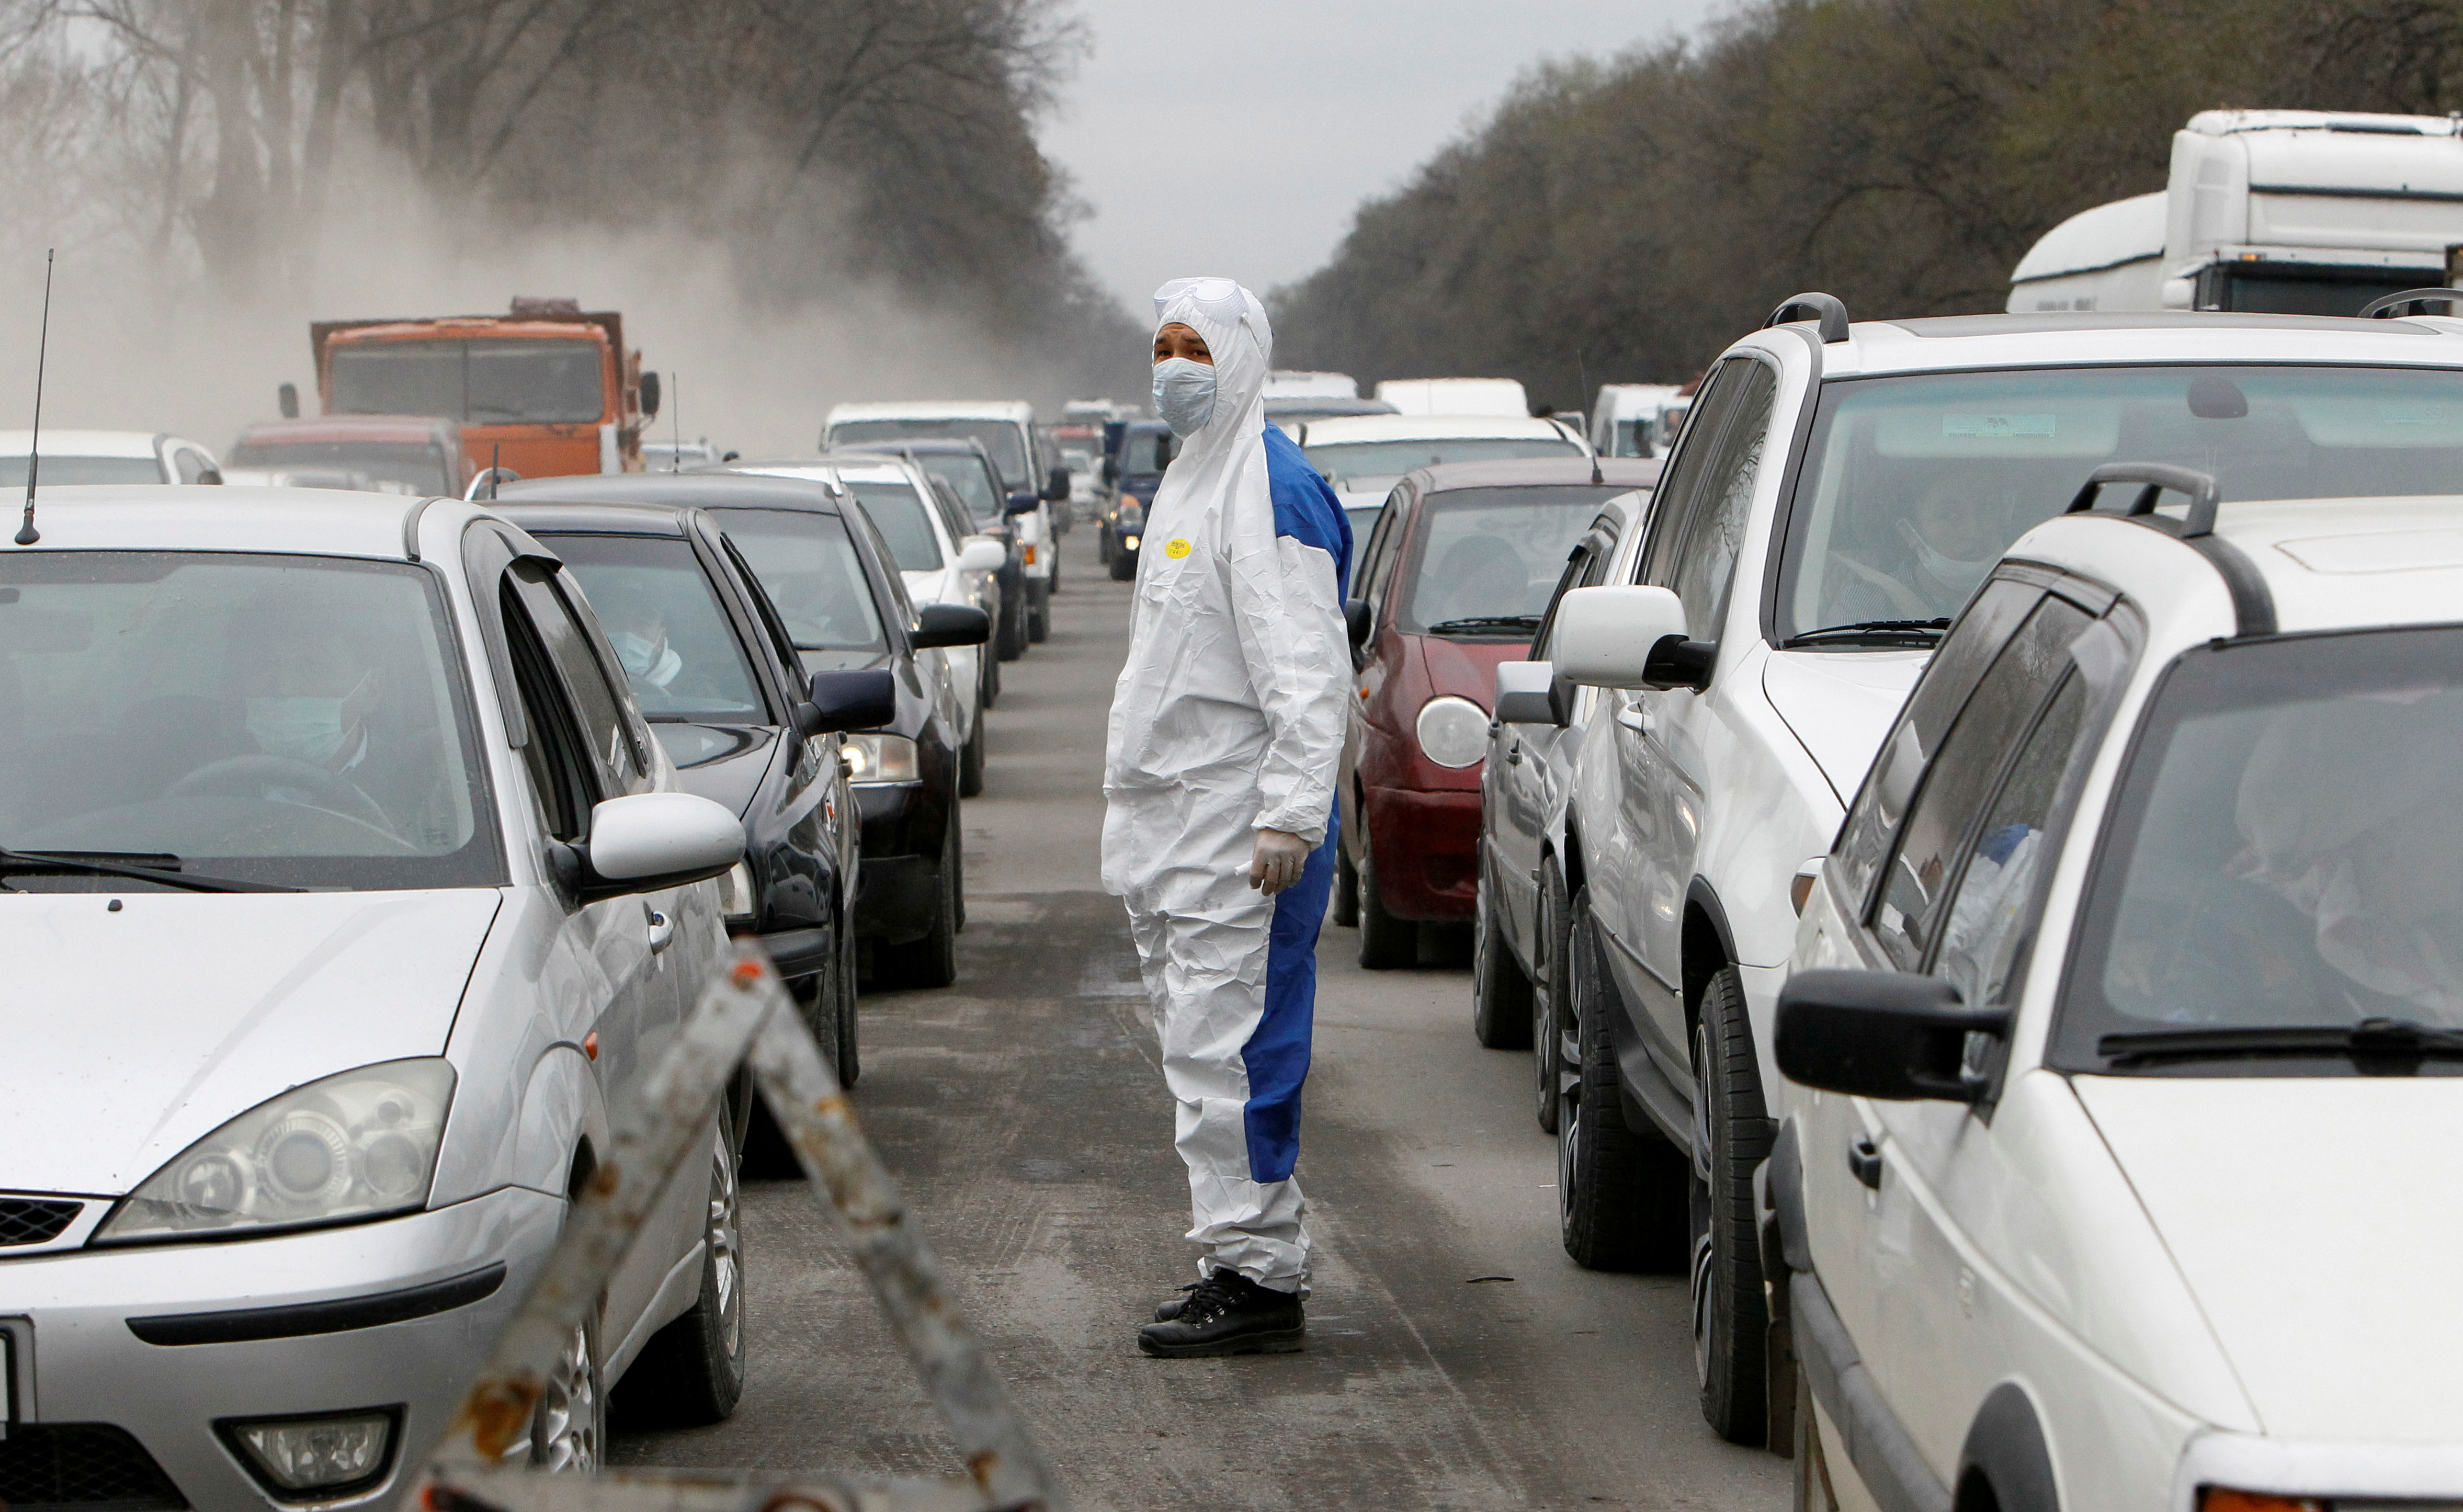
[228,605,453,847]
[1104,277,1352,1357]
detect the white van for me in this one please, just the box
[2010,110,2463,316]
[1587,383,1685,458]
[1372,377,1530,418]
[822,400,1070,643]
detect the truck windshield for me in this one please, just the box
[844,481,944,571]
[1120,429,1175,475]
[831,420,1026,486]
[227,440,450,494]
[2208,266,2428,317]
[329,338,605,425]
[1778,365,2463,642]
[0,552,496,889]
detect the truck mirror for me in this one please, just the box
[639,371,662,420]
[278,382,299,419]
[1043,466,1071,502]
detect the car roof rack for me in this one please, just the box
[1764,291,1851,344]
[2362,287,2463,319]
[2064,462,2275,637]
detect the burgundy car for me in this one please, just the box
[1335,457,1661,967]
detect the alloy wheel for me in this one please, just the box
[531,1317,600,1471]
[707,1128,744,1366]
[1689,1017,1716,1391]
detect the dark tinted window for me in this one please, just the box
[329,337,605,424]
[1934,675,2086,1005]
[1667,362,1777,641]
[846,481,944,570]
[543,537,764,724]
[1639,358,1752,590]
[705,508,886,654]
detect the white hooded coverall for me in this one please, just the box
[1102,278,1353,1294]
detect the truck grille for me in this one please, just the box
[0,1424,186,1510]
[0,1198,82,1247]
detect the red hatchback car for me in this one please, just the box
[1335,457,1661,967]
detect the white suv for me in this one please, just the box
[1774,472,2463,1511]
[1539,295,2463,1445]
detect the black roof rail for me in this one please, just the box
[2360,288,2463,319]
[1764,292,1850,344]
[2065,462,2275,637]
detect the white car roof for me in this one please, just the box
[1300,414,1579,445]
[825,400,1034,424]
[1781,312,2463,379]
[0,429,165,458]
[2,485,452,558]
[2013,495,2463,648]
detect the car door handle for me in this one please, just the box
[1848,1135,1883,1190]
[645,905,676,955]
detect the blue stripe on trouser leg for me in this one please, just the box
[1244,809,1336,1183]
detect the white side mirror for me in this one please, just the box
[586,791,743,890]
[957,536,1007,573]
[1493,660,1563,726]
[1553,585,1688,688]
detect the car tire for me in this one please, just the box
[792,964,846,1081]
[529,1297,606,1470]
[1692,963,1773,1445]
[1109,550,1136,582]
[1332,843,1358,927]
[1098,528,1113,565]
[877,820,959,990]
[1027,582,1050,643]
[1472,866,1534,1048]
[835,925,861,1086]
[996,591,1026,662]
[1557,885,1686,1271]
[618,1124,747,1426]
[958,714,986,798]
[1356,842,1416,970]
[1533,863,1570,1135]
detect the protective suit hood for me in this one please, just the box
[1148,276,1274,503]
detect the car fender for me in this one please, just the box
[1959,1384,2061,1512]
[512,1043,609,1197]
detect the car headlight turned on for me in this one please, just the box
[1416,695,1490,769]
[716,859,756,926]
[221,1408,396,1497]
[843,731,920,784]
[1123,535,1141,551]
[95,1060,453,1243]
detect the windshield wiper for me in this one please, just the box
[1424,615,1544,636]
[0,848,300,894]
[2098,1017,2463,1068]
[1781,618,1950,649]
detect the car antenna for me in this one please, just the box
[14,248,53,546]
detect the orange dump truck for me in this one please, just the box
[308,297,660,482]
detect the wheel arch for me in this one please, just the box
[1956,1382,2061,1512]
[1681,878,1740,1039]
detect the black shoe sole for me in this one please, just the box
[1137,1325,1305,1358]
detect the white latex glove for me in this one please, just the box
[1246,828,1310,897]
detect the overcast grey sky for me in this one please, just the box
[1036,0,1726,323]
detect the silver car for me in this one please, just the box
[0,486,757,1509]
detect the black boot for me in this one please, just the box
[1137,1268,1304,1357]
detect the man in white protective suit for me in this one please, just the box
[1103,277,1353,1358]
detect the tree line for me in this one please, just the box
[0,0,1137,392]
[1272,0,2463,408]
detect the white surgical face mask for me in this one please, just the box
[610,630,681,689]
[1152,357,1217,437]
[1899,519,1991,597]
[247,697,349,767]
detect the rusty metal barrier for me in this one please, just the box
[408,946,1068,1512]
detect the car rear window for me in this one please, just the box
[832,420,1026,487]
[845,481,944,570]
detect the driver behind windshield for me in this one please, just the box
[1825,469,2011,624]
[225,605,450,845]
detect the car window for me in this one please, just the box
[1121,428,1176,474]
[2057,625,2463,1065]
[706,507,887,654]
[832,420,1026,486]
[846,480,945,570]
[923,476,974,542]
[1831,577,2045,905]
[500,579,597,842]
[1530,522,1620,659]
[1777,364,2463,643]
[845,506,918,630]
[1396,486,1632,637]
[1931,675,2087,1006]
[1872,595,2092,969]
[0,551,496,887]
[1302,435,1582,486]
[912,453,1002,526]
[1357,487,1409,620]
[228,440,453,494]
[0,456,166,485]
[1666,362,1776,642]
[716,535,804,683]
[538,537,765,725]
[505,562,651,792]
[1638,358,1753,592]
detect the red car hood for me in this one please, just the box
[1415,633,1529,703]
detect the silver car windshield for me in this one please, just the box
[2057,627,2463,1067]
[0,552,498,889]
[1780,365,2463,641]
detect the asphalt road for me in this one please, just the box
[613,526,1787,1511]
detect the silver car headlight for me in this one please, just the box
[1416,695,1490,769]
[843,731,920,784]
[95,1060,455,1244]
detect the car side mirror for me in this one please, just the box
[575,791,742,903]
[277,381,299,419]
[957,537,1007,573]
[1493,660,1564,726]
[1043,466,1071,502]
[1003,490,1040,517]
[197,467,224,486]
[1775,970,2011,1103]
[912,602,992,649]
[639,371,662,420]
[1100,457,1118,484]
[807,668,896,733]
[1552,585,1713,692]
